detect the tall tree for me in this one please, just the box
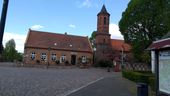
[119,0,170,62]
[89,31,97,48]
[2,39,17,61]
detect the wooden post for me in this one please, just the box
[155,50,159,96]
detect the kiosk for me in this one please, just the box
[148,37,170,96]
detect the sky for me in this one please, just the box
[0,0,130,52]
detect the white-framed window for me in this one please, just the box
[51,53,56,61]
[31,52,36,60]
[60,55,66,63]
[82,56,87,63]
[41,53,47,61]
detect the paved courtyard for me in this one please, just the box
[0,65,118,96]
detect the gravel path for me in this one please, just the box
[0,66,116,96]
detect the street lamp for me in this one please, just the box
[93,47,96,65]
[47,47,51,68]
[121,45,124,70]
[0,0,9,54]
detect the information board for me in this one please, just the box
[159,51,170,94]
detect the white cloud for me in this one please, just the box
[30,25,44,30]
[78,0,92,8]
[109,23,124,40]
[3,32,26,53]
[68,24,76,28]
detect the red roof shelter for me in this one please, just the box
[148,38,170,50]
[148,37,170,96]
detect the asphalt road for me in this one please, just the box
[67,76,136,96]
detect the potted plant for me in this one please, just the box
[65,60,69,66]
[36,60,40,64]
[55,60,60,65]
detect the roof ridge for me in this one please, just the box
[153,38,170,43]
[29,29,88,38]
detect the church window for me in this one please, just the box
[104,17,107,25]
[103,39,106,43]
[100,17,102,25]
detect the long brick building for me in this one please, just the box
[24,30,93,66]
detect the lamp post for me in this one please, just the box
[93,47,96,65]
[47,47,51,68]
[0,0,9,54]
[121,45,124,70]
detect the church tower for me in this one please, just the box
[95,5,113,61]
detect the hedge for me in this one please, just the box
[122,70,155,91]
[149,77,156,91]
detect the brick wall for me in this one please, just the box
[24,48,93,66]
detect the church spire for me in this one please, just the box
[98,4,110,15]
[101,5,107,13]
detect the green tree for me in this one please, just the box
[15,52,23,62]
[119,0,170,63]
[89,31,97,48]
[2,39,17,61]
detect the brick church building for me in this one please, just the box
[95,5,131,64]
[23,5,131,66]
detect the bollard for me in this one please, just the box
[107,67,110,72]
[137,83,148,96]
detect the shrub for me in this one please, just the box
[65,60,69,65]
[149,77,156,91]
[122,70,156,91]
[122,70,153,84]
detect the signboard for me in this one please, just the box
[159,51,170,94]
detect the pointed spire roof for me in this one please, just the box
[98,5,110,15]
[101,5,108,13]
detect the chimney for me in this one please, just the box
[65,32,67,35]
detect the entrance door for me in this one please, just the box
[71,55,76,65]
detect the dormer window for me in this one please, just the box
[70,44,73,47]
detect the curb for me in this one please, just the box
[64,77,104,96]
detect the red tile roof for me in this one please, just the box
[147,38,170,50]
[25,29,93,53]
[111,39,131,52]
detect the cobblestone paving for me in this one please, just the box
[0,66,117,96]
